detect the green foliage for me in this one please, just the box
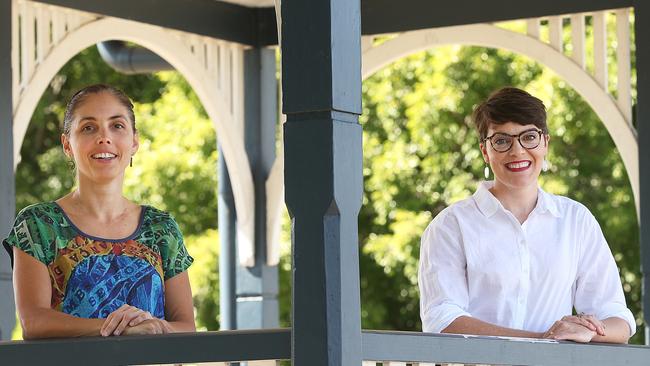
[185,229,220,330]
[124,72,218,236]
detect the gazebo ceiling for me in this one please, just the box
[32,0,634,46]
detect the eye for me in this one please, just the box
[493,137,510,146]
[81,124,95,132]
[522,132,539,142]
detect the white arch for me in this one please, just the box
[13,17,256,263]
[362,24,639,214]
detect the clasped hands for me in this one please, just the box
[100,304,171,337]
[542,313,606,343]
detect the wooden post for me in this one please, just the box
[635,1,650,345]
[0,0,16,341]
[281,0,363,364]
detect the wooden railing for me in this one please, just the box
[1,329,649,365]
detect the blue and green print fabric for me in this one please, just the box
[2,202,193,319]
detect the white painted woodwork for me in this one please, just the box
[570,13,585,68]
[548,16,563,51]
[361,361,378,366]
[362,36,375,53]
[526,18,539,39]
[592,11,608,89]
[361,19,639,216]
[266,156,283,266]
[11,0,257,266]
[383,362,408,366]
[247,360,280,366]
[616,8,632,124]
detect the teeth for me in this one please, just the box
[507,161,531,169]
[92,153,116,159]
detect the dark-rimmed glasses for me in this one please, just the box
[483,129,544,153]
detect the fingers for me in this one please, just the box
[562,315,596,332]
[100,304,151,336]
[580,314,606,336]
[101,304,130,337]
[122,319,170,336]
[546,319,597,343]
[565,314,606,336]
[129,310,153,326]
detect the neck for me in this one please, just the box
[489,180,539,224]
[69,174,130,220]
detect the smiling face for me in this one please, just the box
[61,92,139,184]
[480,121,549,192]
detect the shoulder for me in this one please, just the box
[543,192,595,220]
[140,206,193,278]
[422,196,476,240]
[15,202,60,221]
[142,206,181,232]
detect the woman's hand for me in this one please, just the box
[121,319,172,335]
[100,304,154,336]
[561,314,606,337]
[543,319,597,343]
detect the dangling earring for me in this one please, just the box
[542,159,549,172]
[68,158,75,171]
[130,157,133,167]
[484,164,490,179]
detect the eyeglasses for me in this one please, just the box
[483,129,544,153]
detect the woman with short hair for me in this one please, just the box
[418,87,634,343]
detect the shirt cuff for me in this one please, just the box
[422,302,471,333]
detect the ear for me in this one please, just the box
[131,131,140,156]
[61,134,72,158]
[544,134,550,146]
[480,142,489,164]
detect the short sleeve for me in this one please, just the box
[157,214,193,280]
[418,211,472,333]
[2,205,53,267]
[574,211,636,337]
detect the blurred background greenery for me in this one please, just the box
[10,15,643,344]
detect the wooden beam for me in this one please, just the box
[361,0,633,36]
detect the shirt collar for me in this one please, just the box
[473,181,562,218]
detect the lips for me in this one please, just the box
[505,160,531,172]
[91,152,117,160]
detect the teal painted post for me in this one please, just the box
[0,0,16,341]
[281,0,363,364]
[635,0,650,345]
[218,149,237,330]
[236,47,279,329]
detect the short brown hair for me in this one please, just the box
[63,84,136,136]
[472,87,547,140]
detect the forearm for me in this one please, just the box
[590,317,631,344]
[165,319,196,333]
[20,308,104,339]
[442,316,543,338]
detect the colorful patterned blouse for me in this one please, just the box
[2,202,193,319]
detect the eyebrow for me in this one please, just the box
[78,115,127,122]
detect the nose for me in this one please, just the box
[97,129,112,145]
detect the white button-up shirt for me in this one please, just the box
[418,181,635,335]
